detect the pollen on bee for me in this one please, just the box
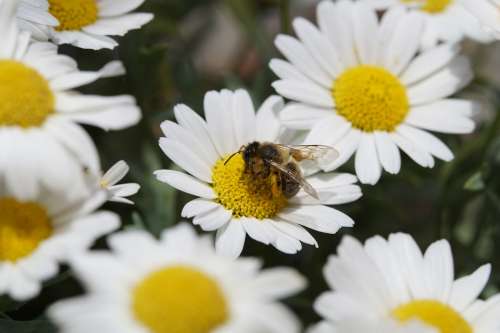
[211,154,287,219]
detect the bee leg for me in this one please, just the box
[260,163,271,178]
[270,172,282,198]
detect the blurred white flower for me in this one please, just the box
[49,223,306,333]
[271,0,476,185]
[0,176,120,301]
[365,0,493,49]
[155,89,361,258]
[312,233,500,333]
[0,2,141,199]
[99,160,140,205]
[20,0,153,50]
[460,0,500,40]
[309,318,436,333]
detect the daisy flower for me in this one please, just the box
[365,0,493,49]
[154,89,362,258]
[49,223,306,333]
[98,160,140,204]
[313,233,500,333]
[0,3,141,199]
[459,0,500,39]
[271,0,476,185]
[21,0,153,50]
[0,177,120,301]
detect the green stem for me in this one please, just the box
[279,0,291,34]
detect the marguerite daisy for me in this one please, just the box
[154,89,362,258]
[0,176,120,301]
[271,0,476,185]
[0,3,141,199]
[98,160,140,204]
[460,0,500,39]
[49,223,306,333]
[21,0,153,49]
[365,0,493,48]
[313,233,500,333]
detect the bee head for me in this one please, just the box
[243,142,260,165]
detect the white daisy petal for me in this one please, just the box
[255,95,284,142]
[397,125,454,162]
[406,100,476,134]
[272,80,334,108]
[279,103,331,130]
[374,131,401,174]
[193,205,232,232]
[449,264,491,312]
[274,35,332,88]
[407,56,472,106]
[355,133,382,185]
[158,138,213,183]
[401,43,460,85]
[351,2,379,65]
[293,17,342,78]
[154,170,215,199]
[317,0,357,68]
[173,104,219,164]
[232,89,257,148]
[216,221,246,259]
[181,198,219,218]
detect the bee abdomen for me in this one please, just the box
[280,162,301,198]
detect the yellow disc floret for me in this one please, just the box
[333,65,409,132]
[49,0,98,31]
[0,198,53,262]
[393,300,473,333]
[132,265,229,333]
[212,154,287,219]
[401,0,453,13]
[0,61,55,128]
[332,66,409,132]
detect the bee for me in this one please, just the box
[226,142,339,200]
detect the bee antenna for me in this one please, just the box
[224,151,239,165]
[224,146,245,165]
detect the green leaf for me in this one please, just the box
[464,172,485,191]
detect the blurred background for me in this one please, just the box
[2,0,500,331]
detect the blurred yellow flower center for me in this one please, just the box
[0,198,53,262]
[393,300,472,333]
[401,0,453,13]
[49,0,98,31]
[0,61,54,128]
[333,66,409,132]
[132,265,228,333]
[212,154,287,219]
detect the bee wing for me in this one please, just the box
[279,145,339,169]
[267,160,319,200]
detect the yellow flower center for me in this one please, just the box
[393,300,473,333]
[132,265,229,333]
[0,61,55,128]
[49,0,98,31]
[0,198,53,262]
[333,66,409,132]
[402,0,453,13]
[212,154,287,219]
